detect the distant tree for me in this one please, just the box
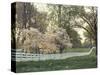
[66,6,97,54]
[47,4,82,48]
[68,6,97,45]
[83,25,95,47]
[16,2,48,33]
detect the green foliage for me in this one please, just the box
[12,3,97,53]
[16,2,48,33]
[67,28,82,48]
[47,5,82,48]
[68,6,97,45]
[83,25,96,47]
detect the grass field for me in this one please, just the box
[63,48,90,52]
[16,48,97,73]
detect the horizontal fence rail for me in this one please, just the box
[11,47,96,62]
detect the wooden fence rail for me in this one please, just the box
[11,47,95,62]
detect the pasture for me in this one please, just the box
[16,48,97,73]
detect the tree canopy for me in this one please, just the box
[11,2,97,54]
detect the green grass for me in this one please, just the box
[16,49,97,73]
[63,48,90,52]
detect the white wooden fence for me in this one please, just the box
[11,47,95,62]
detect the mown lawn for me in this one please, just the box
[16,49,97,73]
[63,48,90,52]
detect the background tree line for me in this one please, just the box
[11,2,97,54]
